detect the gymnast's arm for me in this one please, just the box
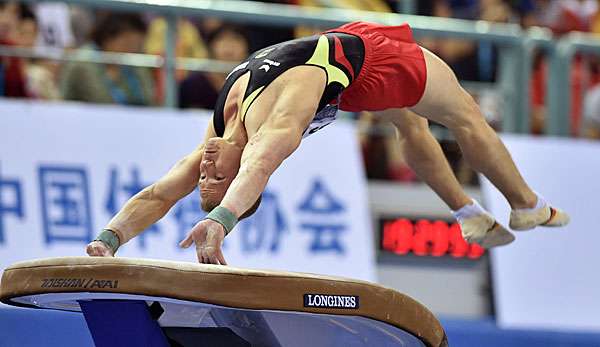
[217,67,326,219]
[219,116,304,218]
[87,122,217,256]
[178,121,305,264]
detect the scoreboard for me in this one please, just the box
[380,218,485,259]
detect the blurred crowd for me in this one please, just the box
[0,0,599,184]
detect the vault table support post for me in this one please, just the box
[79,300,169,347]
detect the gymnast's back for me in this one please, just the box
[212,32,365,138]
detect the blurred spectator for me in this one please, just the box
[0,0,19,41]
[145,16,208,103]
[0,1,27,97]
[433,0,479,19]
[418,1,479,81]
[527,1,599,135]
[526,0,597,34]
[532,59,592,137]
[19,5,60,100]
[70,6,95,47]
[241,0,295,52]
[18,4,35,46]
[197,17,223,41]
[477,0,514,82]
[387,135,419,182]
[179,26,249,110]
[295,0,391,12]
[420,1,527,82]
[550,0,597,34]
[294,0,392,37]
[508,0,537,27]
[583,84,600,138]
[146,17,207,61]
[529,53,547,134]
[359,114,395,180]
[593,2,600,34]
[60,12,155,106]
[440,139,478,185]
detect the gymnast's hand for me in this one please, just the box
[85,241,114,257]
[179,219,227,265]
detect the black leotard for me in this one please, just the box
[213,32,365,138]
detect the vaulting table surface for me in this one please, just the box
[0,257,447,347]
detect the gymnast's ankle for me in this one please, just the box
[509,191,539,210]
[452,199,488,222]
[512,192,546,213]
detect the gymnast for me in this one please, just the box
[87,21,569,264]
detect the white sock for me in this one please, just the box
[514,192,547,212]
[452,199,488,223]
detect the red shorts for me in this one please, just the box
[327,21,427,112]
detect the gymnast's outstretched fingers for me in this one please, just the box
[216,248,227,266]
[179,219,227,265]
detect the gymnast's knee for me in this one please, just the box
[443,92,489,132]
[383,109,428,138]
[396,120,430,143]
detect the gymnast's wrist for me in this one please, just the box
[94,228,121,254]
[205,206,238,236]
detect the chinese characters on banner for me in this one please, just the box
[0,164,24,244]
[3,163,352,256]
[298,178,347,255]
[237,190,287,253]
[39,166,93,244]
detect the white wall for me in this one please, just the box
[482,135,600,332]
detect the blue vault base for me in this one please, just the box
[3,302,600,347]
[4,292,426,347]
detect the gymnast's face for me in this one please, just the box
[199,138,242,211]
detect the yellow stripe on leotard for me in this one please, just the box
[305,35,350,88]
[241,86,264,121]
[241,35,348,121]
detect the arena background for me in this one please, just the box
[0,0,600,346]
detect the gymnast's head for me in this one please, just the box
[199,137,261,219]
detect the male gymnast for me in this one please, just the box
[87,21,569,264]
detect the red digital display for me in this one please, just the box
[381,219,485,259]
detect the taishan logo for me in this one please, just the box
[40,278,119,289]
[303,294,359,309]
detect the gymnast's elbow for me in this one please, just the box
[241,159,274,183]
[136,184,177,209]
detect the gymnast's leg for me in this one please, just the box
[408,47,569,230]
[378,108,514,247]
[377,108,471,210]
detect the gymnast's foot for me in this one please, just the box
[452,199,515,248]
[509,194,570,231]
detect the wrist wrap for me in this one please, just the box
[205,206,238,235]
[94,229,121,254]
